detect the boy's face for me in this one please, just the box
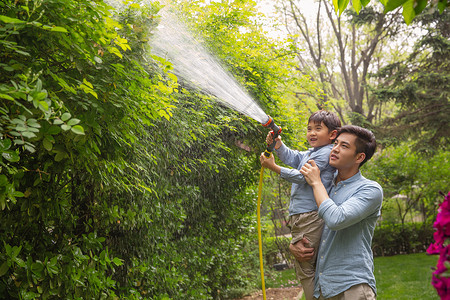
[307,121,336,148]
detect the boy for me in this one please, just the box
[260,110,341,300]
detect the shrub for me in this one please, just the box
[372,222,435,256]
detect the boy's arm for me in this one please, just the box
[276,144,304,169]
[279,145,332,185]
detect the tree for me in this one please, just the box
[372,9,450,152]
[276,0,408,125]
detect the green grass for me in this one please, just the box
[375,252,438,299]
[264,252,439,299]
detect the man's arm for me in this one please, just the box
[318,187,382,230]
[300,160,383,230]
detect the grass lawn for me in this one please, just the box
[374,252,438,299]
[265,252,439,299]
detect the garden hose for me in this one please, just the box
[257,166,267,300]
[257,116,281,300]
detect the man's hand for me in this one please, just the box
[300,160,321,187]
[289,237,315,262]
[266,132,282,150]
[300,160,329,207]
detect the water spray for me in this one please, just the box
[148,4,285,299]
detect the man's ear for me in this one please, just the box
[356,152,366,164]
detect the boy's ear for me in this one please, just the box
[329,130,338,140]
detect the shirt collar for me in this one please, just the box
[333,170,362,186]
[310,144,333,152]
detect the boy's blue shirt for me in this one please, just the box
[275,143,335,216]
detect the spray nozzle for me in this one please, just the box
[262,116,282,157]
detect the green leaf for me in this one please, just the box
[43,138,53,151]
[67,118,81,126]
[0,175,8,186]
[414,0,427,14]
[61,124,71,131]
[54,151,66,162]
[361,0,371,6]
[39,101,49,111]
[438,0,447,12]
[338,0,350,15]
[82,78,93,89]
[0,261,9,276]
[53,119,64,125]
[2,151,19,162]
[0,139,12,151]
[0,15,25,24]
[112,257,123,266]
[384,0,409,12]
[21,131,37,138]
[0,94,14,101]
[71,125,85,135]
[24,144,35,153]
[47,126,61,135]
[402,0,415,25]
[12,191,24,197]
[50,26,68,33]
[353,0,362,12]
[31,261,44,276]
[61,113,71,121]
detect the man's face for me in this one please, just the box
[329,132,364,169]
[306,121,335,148]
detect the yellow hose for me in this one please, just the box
[257,166,267,300]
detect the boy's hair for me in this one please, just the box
[337,125,377,167]
[308,111,341,132]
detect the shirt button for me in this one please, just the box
[321,256,323,259]
[320,272,323,275]
[334,192,337,195]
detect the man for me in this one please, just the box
[300,125,383,299]
[262,125,383,299]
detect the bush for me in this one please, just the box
[372,222,434,256]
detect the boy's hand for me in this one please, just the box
[300,160,321,186]
[266,132,282,150]
[260,152,281,174]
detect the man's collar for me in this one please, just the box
[333,170,362,185]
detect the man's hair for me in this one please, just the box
[308,110,341,132]
[337,125,377,167]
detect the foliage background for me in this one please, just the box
[0,0,448,299]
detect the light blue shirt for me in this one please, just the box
[276,144,335,216]
[314,171,383,298]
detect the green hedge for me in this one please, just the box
[372,222,435,257]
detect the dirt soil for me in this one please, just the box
[235,286,303,300]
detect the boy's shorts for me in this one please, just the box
[290,210,324,248]
[289,211,324,294]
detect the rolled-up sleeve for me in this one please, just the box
[318,186,383,231]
